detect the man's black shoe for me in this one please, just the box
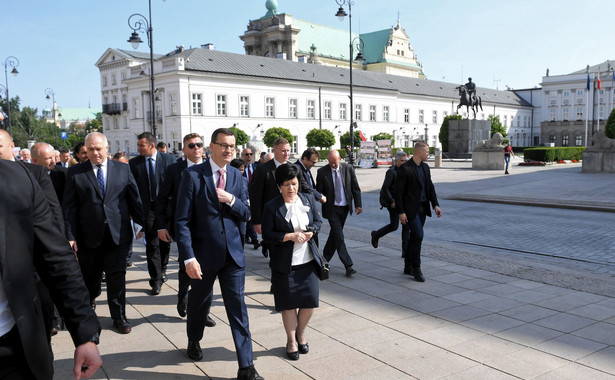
[237,364,264,380]
[126,260,132,267]
[253,241,261,250]
[187,340,203,361]
[371,231,378,249]
[151,283,161,295]
[205,315,216,327]
[162,271,168,283]
[409,267,425,282]
[177,295,188,318]
[90,299,96,310]
[113,318,132,334]
[345,267,357,277]
[262,245,269,258]
[403,268,412,275]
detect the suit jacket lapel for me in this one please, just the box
[202,160,219,208]
[0,180,6,272]
[85,163,103,199]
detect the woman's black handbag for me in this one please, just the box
[309,240,329,281]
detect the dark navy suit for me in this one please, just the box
[175,159,254,368]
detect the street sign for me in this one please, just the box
[61,131,68,140]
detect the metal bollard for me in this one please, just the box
[435,147,442,167]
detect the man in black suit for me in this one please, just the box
[0,159,102,380]
[155,133,215,326]
[57,147,71,168]
[175,128,263,380]
[63,132,144,334]
[294,147,326,204]
[394,141,442,282]
[316,149,362,277]
[241,147,260,249]
[129,132,177,295]
[32,142,68,205]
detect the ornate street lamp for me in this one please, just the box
[127,0,156,137]
[45,88,58,146]
[335,0,364,166]
[2,56,19,136]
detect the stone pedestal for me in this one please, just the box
[434,148,442,167]
[582,151,615,173]
[448,119,491,157]
[472,151,505,170]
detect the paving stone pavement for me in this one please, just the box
[51,159,615,379]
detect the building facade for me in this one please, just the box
[526,62,615,147]
[96,46,533,155]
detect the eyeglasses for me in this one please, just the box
[243,153,253,156]
[214,142,236,151]
[187,142,203,149]
[310,160,318,164]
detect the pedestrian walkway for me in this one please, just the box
[51,162,615,379]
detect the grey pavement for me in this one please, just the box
[52,159,615,379]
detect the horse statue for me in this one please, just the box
[456,85,483,118]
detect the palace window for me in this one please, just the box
[324,101,332,119]
[191,93,202,115]
[240,96,249,117]
[383,106,390,122]
[266,97,275,118]
[216,94,227,116]
[369,105,376,121]
[289,99,297,118]
[339,103,347,120]
[307,100,315,119]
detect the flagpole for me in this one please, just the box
[585,73,589,146]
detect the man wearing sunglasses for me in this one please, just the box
[155,134,214,326]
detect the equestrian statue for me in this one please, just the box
[456,77,483,118]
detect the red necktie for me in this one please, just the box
[217,169,226,189]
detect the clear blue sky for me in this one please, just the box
[3,0,613,112]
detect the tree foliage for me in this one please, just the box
[372,132,394,145]
[488,115,507,137]
[229,126,249,146]
[340,130,361,148]
[263,127,294,148]
[439,114,462,152]
[605,108,615,139]
[306,128,335,149]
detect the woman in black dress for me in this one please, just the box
[262,164,322,361]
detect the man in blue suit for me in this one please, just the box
[175,128,263,380]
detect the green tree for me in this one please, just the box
[229,126,249,146]
[605,108,615,139]
[488,114,507,137]
[84,112,103,134]
[372,132,394,145]
[439,114,462,152]
[13,107,47,147]
[0,95,21,132]
[306,128,335,149]
[340,130,361,149]
[263,127,294,148]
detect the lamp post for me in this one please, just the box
[127,1,156,138]
[335,0,365,166]
[45,88,58,146]
[251,124,262,141]
[2,56,19,136]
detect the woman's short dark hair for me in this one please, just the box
[230,158,245,170]
[275,163,300,187]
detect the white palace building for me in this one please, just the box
[96,3,610,155]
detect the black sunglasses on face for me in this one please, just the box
[243,153,253,156]
[188,142,203,149]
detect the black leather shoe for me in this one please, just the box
[237,364,263,380]
[296,334,309,354]
[177,295,188,318]
[403,268,412,275]
[162,271,168,283]
[187,340,203,361]
[262,245,269,258]
[371,231,379,248]
[151,283,161,295]
[113,318,132,334]
[345,267,357,277]
[205,315,216,327]
[90,299,96,310]
[253,241,261,250]
[410,267,425,282]
[286,350,299,360]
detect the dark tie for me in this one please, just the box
[217,169,226,189]
[148,157,156,201]
[334,169,343,204]
[248,165,252,183]
[96,164,105,198]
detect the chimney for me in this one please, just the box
[202,43,214,50]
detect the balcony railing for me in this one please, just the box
[102,103,123,115]
[146,111,163,123]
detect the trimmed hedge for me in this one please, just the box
[316,147,435,161]
[522,147,585,162]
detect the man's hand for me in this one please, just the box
[69,240,78,253]
[399,213,408,224]
[254,224,262,234]
[355,207,362,215]
[185,260,203,280]
[73,342,102,379]
[390,202,395,209]
[158,229,171,242]
[135,230,143,241]
[434,206,442,218]
[320,195,327,204]
[216,188,233,204]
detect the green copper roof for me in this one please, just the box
[57,108,101,122]
[359,29,390,63]
[293,18,359,61]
